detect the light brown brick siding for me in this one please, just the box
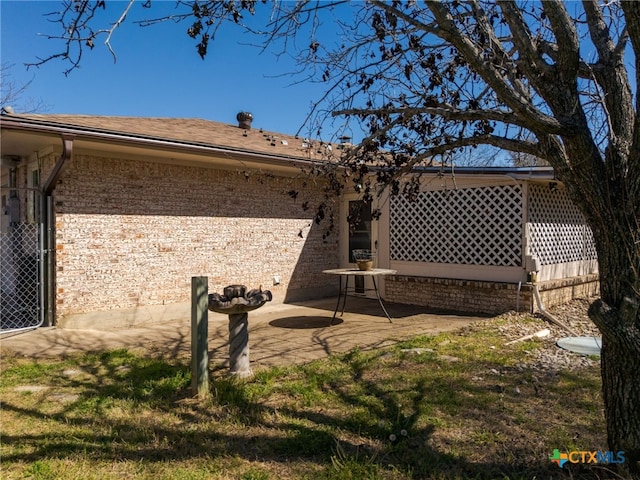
[385,274,599,315]
[53,154,339,323]
[386,276,533,315]
[534,275,600,312]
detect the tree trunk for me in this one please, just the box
[586,202,640,476]
[589,298,640,476]
[557,134,640,476]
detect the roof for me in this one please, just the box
[0,113,339,164]
[0,112,557,181]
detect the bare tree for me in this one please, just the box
[0,63,49,113]
[27,1,640,473]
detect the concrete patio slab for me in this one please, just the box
[1,297,489,370]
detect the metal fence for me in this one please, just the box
[1,221,43,333]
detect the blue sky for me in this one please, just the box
[1,1,341,139]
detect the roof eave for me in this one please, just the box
[409,165,557,181]
[0,115,322,170]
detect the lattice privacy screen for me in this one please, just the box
[390,185,523,266]
[527,184,597,265]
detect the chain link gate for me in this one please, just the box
[1,189,44,333]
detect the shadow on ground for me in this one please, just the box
[0,346,617,479]
[269,316,343,329]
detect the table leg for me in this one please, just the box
[330,275,343,325]
[371,276,393,323]
[340,275,349,316]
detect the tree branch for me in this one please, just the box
[498,2,552,82]
[345,134,543,181]
[423,1,563,135]
[104,0,135,63]
[333,104,543,132]
[542,0,580,76]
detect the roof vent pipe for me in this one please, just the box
[237,112,253,130]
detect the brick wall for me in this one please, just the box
[386,275,533,315]
[385,274,599,315]
[53,154,339,325]
[535,274,600,312]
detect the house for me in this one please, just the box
[1,112,341,331]
[360,167,599,314]
[0,111,598,332]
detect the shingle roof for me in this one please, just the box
[2,113,340,162]
[2,113,557,180]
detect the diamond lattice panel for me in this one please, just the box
[528,184,597,265]
[1,223,41,331]
[390,185,523,266]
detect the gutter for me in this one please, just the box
[42,135,74,194]
[410,165,557,181]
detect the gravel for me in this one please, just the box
[467,296,602,373]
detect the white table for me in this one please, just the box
[322,268,397,324]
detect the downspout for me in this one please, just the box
[532,282,579,336]
[41,135,74,327]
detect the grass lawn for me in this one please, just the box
[0,314,621,479]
